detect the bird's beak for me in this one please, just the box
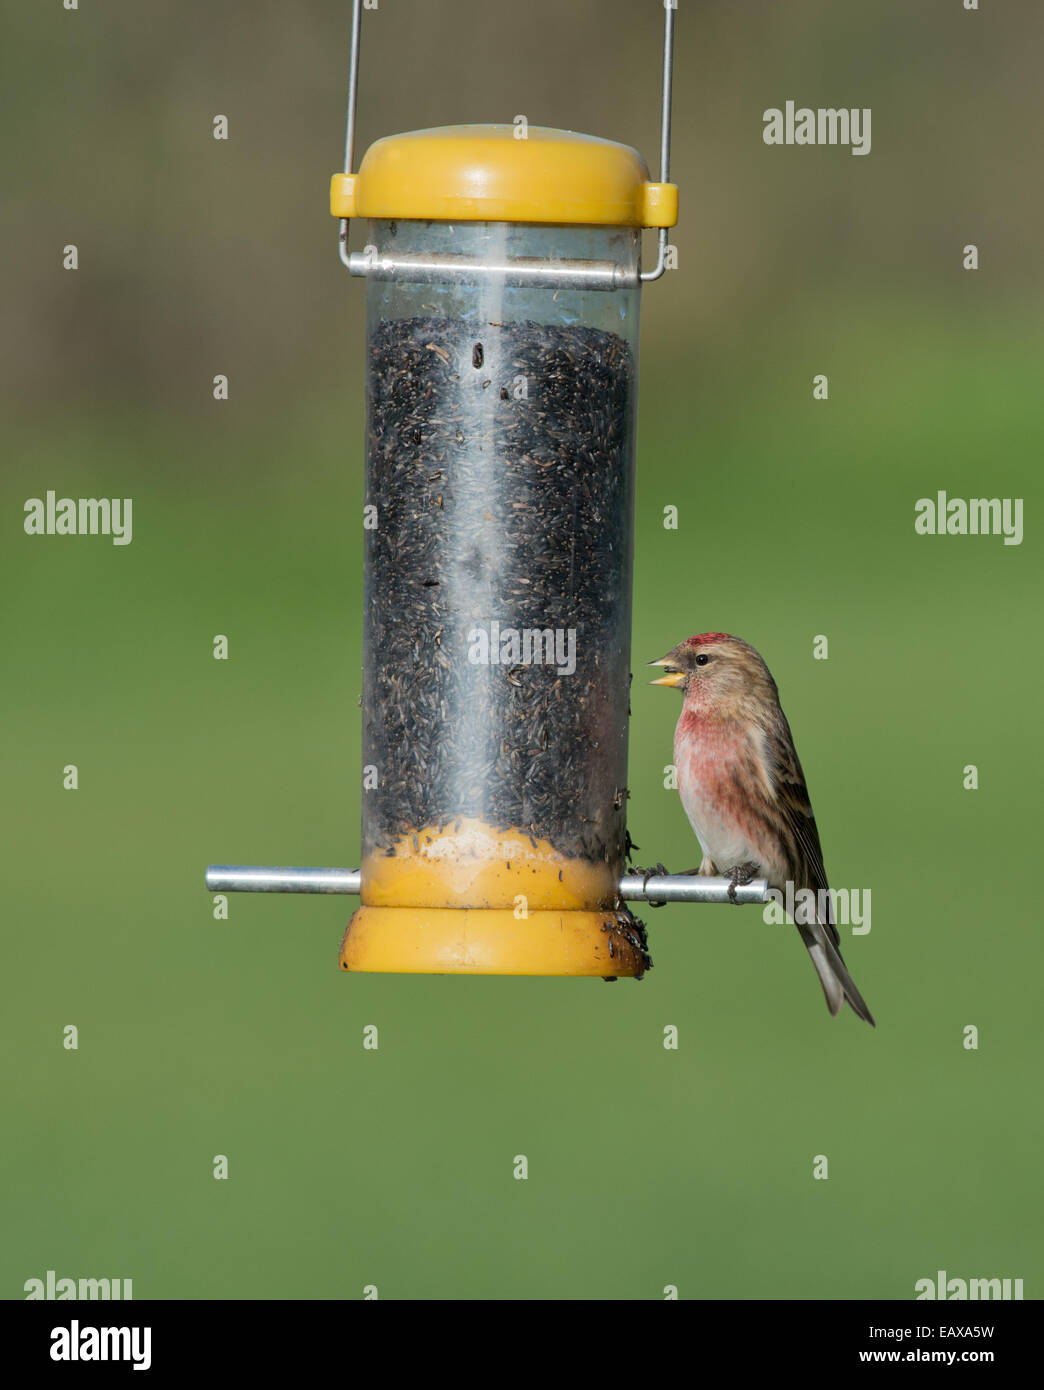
[648,657,685,688]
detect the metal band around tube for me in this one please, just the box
[346,250,638,290]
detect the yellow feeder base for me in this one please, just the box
[339,906,648,977]
[360,819,616,910]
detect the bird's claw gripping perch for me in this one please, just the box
[726,862,760,905]
[628,861,669,908]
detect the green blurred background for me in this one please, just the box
[3,0,1042,1299]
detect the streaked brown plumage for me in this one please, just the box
[651,632,875,1025]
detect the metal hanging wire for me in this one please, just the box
[640,0,676,282]
[335,0,676,286]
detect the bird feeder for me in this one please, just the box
[205,2,770,977]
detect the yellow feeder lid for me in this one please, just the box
[330,124,678,229]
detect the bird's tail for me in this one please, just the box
[795,915,876,1026]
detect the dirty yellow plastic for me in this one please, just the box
[361,819,616,910]
[342,819,641,976]
[340,907,645,976]
[330,124,679,228]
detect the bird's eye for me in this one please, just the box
[695,654,710,666]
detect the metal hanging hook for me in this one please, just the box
[337,0,364,271]
[335,0,676,282]
[640,0,676,283]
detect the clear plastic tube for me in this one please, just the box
[346,219,649,976]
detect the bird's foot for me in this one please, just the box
[629,861,668,908]
[726,862,760,904]
[629,861,667,890]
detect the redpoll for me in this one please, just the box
[650,633,875,1025]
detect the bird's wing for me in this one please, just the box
[767,713,876,1026]
[765,711,839,943]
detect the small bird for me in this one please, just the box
[650,632,875,1025]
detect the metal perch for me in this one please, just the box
[205,865,770,907]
